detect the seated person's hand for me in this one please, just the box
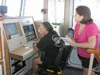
[34,38,40,43]
[33,39,40,52]
[33,43,39,52]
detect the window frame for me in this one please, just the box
[5,0,22,16]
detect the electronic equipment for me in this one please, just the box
[5,23,19,39]
[3,20,26,51]
[23,24,36,42]
[3,17,38,75]
[20,17,38,47]
[67,28,74,39]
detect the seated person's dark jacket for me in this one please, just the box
[37,32,64,66]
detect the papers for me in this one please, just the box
[61,37,70,45]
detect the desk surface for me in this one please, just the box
[9,46,36,61]
[9,37,70,61]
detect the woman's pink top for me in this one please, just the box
[74,23,99,58]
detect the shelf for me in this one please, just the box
[9,46,36,61]
[12,61,25,75]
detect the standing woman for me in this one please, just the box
[66,6,99,75]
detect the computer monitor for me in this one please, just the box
[5,23,19,39]
[23,24,34,34]
[23,24,36,42]
[28,24,34,32]
[19,17,39,46]
[3,20,27,51]
[23,26,29,34]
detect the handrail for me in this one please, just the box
[87,49,100,64]
[87,49,100,55]
[87,49,100,75]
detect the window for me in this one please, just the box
[6,0,21,16]
[48,0,65,23]
[0,0,2,5]
[73,0,100,30]
[24,0,43,21]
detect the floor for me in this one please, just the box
[25,66,83,75]
[63,66,83,75]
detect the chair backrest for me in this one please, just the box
[55,28,74,67]
[54,47,64,66]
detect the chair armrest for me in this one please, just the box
[87,49,100,55]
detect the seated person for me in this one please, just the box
[33,22,64,74]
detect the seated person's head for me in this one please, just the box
[38,22,54,35]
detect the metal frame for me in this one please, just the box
[1,0,3,5]
[43,0,48,22]
[2,0,6,5]
[0,27,3,60]
[71,0,74,27]
[64,0,74,35]
[19,0,24,16]
[21,0,26,16]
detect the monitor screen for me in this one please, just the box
[28,24,34,32]
[23,24,34,33]
[23,26,29,33]
[5,23,19,36]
